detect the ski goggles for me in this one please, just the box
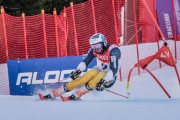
[91,43,103,53]
[91,43,102,50]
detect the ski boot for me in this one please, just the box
[38,92,55,100]
[60,94,81,102]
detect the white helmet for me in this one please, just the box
[89,33,107,46]
[89,33,107,54]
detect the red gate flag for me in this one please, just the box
[127,43,180,98]
[135,44,175,68]
[154,45,175,67]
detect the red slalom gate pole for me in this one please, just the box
[144,68,171,98]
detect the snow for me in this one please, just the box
[1,60,180,120]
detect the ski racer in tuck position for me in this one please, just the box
[38,33,121,101]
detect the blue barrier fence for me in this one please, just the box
[7,56,96,96]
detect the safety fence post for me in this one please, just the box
[63,7,68,56]
[22,12,28,59]
[70,2,79,55]
[1,6,8,60]
[91,0,97,33]
[133,0,140,75]
[53,8,59,57]
[41,9,48,58]
[112,0,119,45]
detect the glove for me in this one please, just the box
[69,69,81,80]
[96,79,107,91]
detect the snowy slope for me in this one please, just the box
[0,60,180,120]
[0,95,180,120]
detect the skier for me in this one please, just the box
[38,33,121,101]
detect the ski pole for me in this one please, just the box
[106,89,129,99]
[46,78,68,87]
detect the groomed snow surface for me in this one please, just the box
[1,60,180,120]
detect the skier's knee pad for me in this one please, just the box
[66,69,98,91]
[88,71,106,89]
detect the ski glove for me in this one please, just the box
[70,69,81,80]
[96,79,107,91]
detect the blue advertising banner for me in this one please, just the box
[156,0,174,39]
[7,56,96,96]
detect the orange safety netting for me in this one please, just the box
[0,0,179,64]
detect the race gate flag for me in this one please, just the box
[7,56,96,96]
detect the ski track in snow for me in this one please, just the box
[1,60,180,120]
